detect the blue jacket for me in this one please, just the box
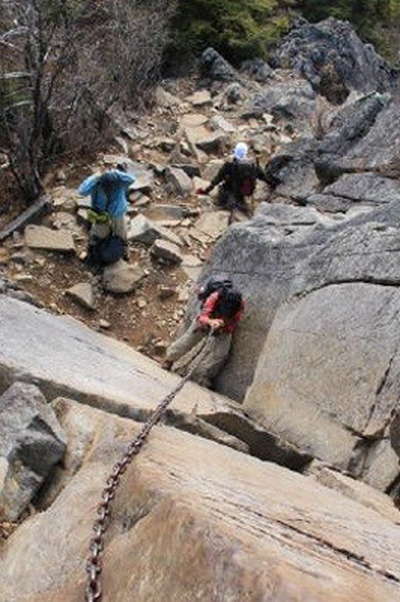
[78,170,135,217]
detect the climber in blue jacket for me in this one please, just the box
[78,163,134,262]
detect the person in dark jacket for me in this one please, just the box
[198,143,268,215]
[165,285,244,388]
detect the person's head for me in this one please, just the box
[218,289,242,317]
[233,142,248,161]
[99,171,118,196]
[116,161,128,172]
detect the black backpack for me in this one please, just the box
[234,160,257,197]
[95,234,125,265]
[198,278,233,304]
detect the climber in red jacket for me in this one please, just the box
[197,289,243,333]
[165,281,244,388]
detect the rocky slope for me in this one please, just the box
[0,311,399,600]
[2,397,400,602]
[1,16,400,601]
[271,17,397,102]
[193,23,400,496]
[0,69,279,360]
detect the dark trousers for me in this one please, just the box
[217,186,250,215]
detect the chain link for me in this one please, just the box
[85,332,213,601]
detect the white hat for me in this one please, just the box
[234,142,248,160]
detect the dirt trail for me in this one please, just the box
[0,76,293,362]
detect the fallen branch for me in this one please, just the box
[0,195,51,242]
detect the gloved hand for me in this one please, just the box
[208,319,224,332]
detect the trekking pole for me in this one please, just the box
[85,332,214,602]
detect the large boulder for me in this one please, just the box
[308,173,400,213]
[200,47,238,82]
[195,203,335,401]
[265,137,321,200]
[1,398,399,602]
[0,296,310,468]
[272,18,397,102]
[317,92,390,158]
[195,201,400,487]
[0,382,66,520]
[266,92,392,208]
[343,97,400,168]
[243,79,317,124]
[240,58,273,83]
[244,282,400,481]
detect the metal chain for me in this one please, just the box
[85,332,214,602]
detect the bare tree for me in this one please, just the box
[0,0,177,204]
